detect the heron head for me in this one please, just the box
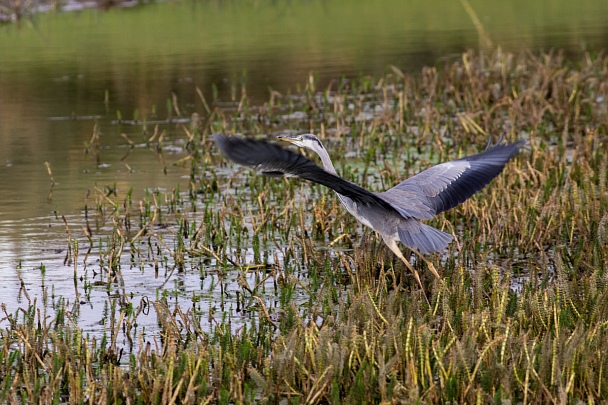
[277,133,324,152]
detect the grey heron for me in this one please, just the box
[214,133,523,290]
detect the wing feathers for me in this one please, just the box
[215,134,522,255]
[383,141,523,217]
[215,134,522,252]
[214,134,400,215]
[397,221,453,254]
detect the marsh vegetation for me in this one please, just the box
[1,49,607,403]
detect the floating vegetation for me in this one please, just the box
[1,49,607,403]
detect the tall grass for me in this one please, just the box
[1,49,607,403]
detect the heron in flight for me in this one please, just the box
[214,133,523,290]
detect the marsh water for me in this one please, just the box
[1,0,608,343]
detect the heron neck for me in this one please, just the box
[314,145,355,214]
[316,148,338,175]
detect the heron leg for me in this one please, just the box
[382,237,429,304]
[411,250,442,280]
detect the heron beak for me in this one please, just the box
[277,135,298,144]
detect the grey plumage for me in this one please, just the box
[214,133,523,268]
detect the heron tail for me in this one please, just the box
[397,221,453,254]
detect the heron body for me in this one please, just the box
[214,133,523,284]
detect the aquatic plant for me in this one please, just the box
[1,49,607,403]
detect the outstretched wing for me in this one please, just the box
[214,134,400,215]
[380,141,524,219]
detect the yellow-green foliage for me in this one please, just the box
[1,49,607,404]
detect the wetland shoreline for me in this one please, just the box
[1,49,608,403]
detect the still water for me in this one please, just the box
[0,0,607,340]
